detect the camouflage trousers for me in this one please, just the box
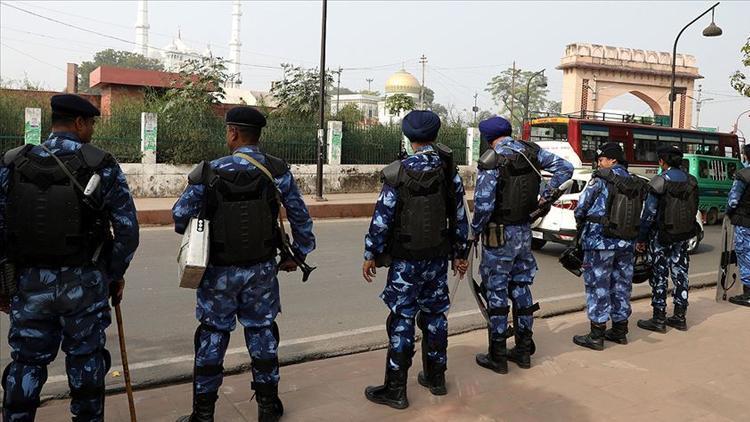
[381,258,449,371]
[480,227,537,340]
[2,267,112,422]
[649,237,690,311]
[736,227,750,287]
[193,260,280,395]
[582,250,634,324]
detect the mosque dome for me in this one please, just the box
[385,69,421,95]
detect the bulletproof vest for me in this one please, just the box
[651,173,699,243]
[730,168,750,228]
[478,141,541,225]
[588,168,647,240]
[382,154,453,260]
[3,144,113,268]
[190,154,286,266]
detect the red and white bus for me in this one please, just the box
[522,112,741,177]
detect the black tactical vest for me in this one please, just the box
[651,172,699,244]
[189,154,287,266]
[730,168,750,228]
[3,143,113,267]
[382,153,453,260]
[478,141,541,225]
[587,168,647,240]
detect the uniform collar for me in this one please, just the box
[415,144,435,154]
[233,144,260,154]
[48,131,82,143]
[494,136,516,151]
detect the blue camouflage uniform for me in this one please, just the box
[727,164,750,288]
[364,145,469,371]
[1,132,139,422]
[574,164,635,324]
[172,144,314,395]
[471,137,573,339]
[639,167,690,312]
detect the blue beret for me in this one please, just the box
[596,142,624,162]
[402,110,441,142]
[479,116,512,143]
[50,94,100,118]
[226,106,267,128]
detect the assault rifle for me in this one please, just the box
[530,179,575,221]
[279,229,316,282]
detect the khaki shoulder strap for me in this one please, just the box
[234,152,275,182]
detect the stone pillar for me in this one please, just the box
[580,79,589,118]
[327,120,342,165]
[24,108,42,145]
[466,127,480,166]
[140,112,157,164]
[66,63,79,93]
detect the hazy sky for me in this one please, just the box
[1,1,749,135]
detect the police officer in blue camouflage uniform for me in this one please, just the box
[0,94,140,421]
[637,146,699,333]
[726,144,750,307]
[173,106,315,422]
[572,143,644,350]
[472,116,573,373]
[362,110,469,409]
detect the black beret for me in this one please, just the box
[657,145,683,158]
[50,94,100,118]
[402,110,441,142]
[226,106,267,128]
[596,142,624,162]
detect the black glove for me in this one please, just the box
[109,279,124,307]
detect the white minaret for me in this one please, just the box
[135,0,150,56]
[228,0,242,87]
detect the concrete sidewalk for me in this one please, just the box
[37,287,748,421]
[135,192,475,224]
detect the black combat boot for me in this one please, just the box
[364,352,411,409]
[604,320,629,345]
[666,304,688,331]
[253,382,284,422]
[728,285,750,307]
[637,308,667,333]
[417,360,447,396]
[475,328,508,374]
[507,329,534,369]
[176,392,218,422]
[573,322,606,351]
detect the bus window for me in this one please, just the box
[530,124,568,142]
[581,125,609,161]
[682,134,703,154]
[634,131,658,162]
[699,160,709,178]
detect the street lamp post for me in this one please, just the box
[668,2,722,128]
[524,68,546,121]
[315,0,327,201]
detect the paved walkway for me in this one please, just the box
[36,287,748,421]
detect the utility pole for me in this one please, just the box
[315,0,327,201]
[509,61,517,126]
[366,78,373,92]
[472,92,479,126]
[419,54,428,109]
[335,66,342,115]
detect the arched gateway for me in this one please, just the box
[558,43,702,128]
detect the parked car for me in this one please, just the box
[531,168,704,254]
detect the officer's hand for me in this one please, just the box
[363,260,377,283]
[279,258,298,272]
[0,295,10,314]
[109,279,125,307]
[636,242,647,253]
[453,259,468,279]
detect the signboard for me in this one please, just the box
[140,112,157,152]
[327,121,343,165]
[530,117,569,125]
[24,107,41,145]
[698,126,717,133]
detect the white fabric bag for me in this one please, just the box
[178,218,210,289]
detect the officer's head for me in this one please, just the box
[595,142,624,169]
[225,106,267,152]
[402,110,441,147]
[657,146,683,169]
[50,94,100,143]
[478,116,512,147]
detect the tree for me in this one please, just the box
[385,93,415,117]
[359,89,381,96]
[160,56,229,111]
[333,103,364,123]
[78,49,163,94]
[271,63,334,118]
[422,87,435,107]
[486,67,557,131]
[330,86,355,95]
[730,38,750,97]
[431,102,449,121]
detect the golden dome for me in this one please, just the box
[385,69,421,95]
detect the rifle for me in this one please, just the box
[530,179,575,221]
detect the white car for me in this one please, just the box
[530,168,704,254]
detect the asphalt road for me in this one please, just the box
[0,221,723,397]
